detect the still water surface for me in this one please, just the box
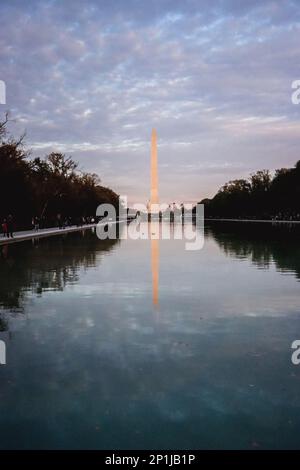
[0,221,300,449]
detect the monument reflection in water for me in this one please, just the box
[151,233,159,307]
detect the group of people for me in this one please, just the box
[272,212,300,221]
[1,214,98,239]
[56,214,96,229]
[1,215,14,238]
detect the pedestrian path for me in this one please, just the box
[206,218,300,224]
[0,224,98,245]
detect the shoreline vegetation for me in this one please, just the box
[0,113,119,232]
[199,161,300,221]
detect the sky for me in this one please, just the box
[0,0,299,204]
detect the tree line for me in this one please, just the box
[200,161,300,220]
[0,113,119,230]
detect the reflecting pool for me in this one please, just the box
[0,221,300,449]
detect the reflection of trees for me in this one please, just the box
[206,222,300,279]
[0,317,7,331]
[0,230,119,318]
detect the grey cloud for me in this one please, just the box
[0,0,299,203]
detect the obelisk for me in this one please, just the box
[150,128,158,212]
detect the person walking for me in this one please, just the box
[57,213,62,229]
[7,214,14,238]
[34,216,40,231]
[2,219,8,238]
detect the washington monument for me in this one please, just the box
[150,128,159,211]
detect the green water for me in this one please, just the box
[0,221,300,449]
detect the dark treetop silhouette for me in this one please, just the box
[199,162,300,220]
[0,113,119,231]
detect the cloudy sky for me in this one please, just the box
[0,0,299,203]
